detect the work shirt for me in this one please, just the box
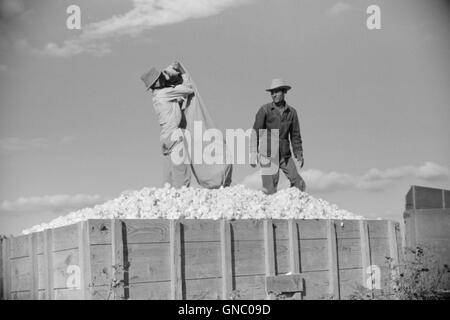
[250,102,303,159]
[276,104,287,116]
[152,74,194,155]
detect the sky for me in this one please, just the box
[0,0,449,235]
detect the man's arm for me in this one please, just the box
[249,106,266,166]
[162,73,194,99]
[290,109,303,161]
[162,62,195,99]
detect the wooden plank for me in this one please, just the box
[263,219,275,300]
[88,220,112,245]
[11,291,31,300]
[90,285,111,300]
[327,220,340,299]
[231,220,264,241]
[277,239,329,274]
[300,271,330,300]
[53,224,78,252]
[275,240,289,275]
[231,241,264,276]
[233,275,266,300]
[406,186,414,210]
[183,220,220,242]
[335,220,360,239]
[297,220,328,239]
[412,208,450,240]
[3,238,11,299]
[413,185,444,209]
[128,281,171,300]
[339,268,364,299]
[404,209,417,248]
[10,235,29,258]
[111,219,128,300]
[396,224,404,265]
[127,243,170,283]
[388,221,399,265]
[444,189,446,208]
[36,232,45,255]
[29,233,39,299]
[220,219,233,300]
[38,290,45,300]
[367,220,388,238]
[445,190,450,208]
[299,239,329,272]
[185,277,221,300]
[359,220,372,291]
[123,220,170,244]
[54,288,83,300]
[266,274,303,294]
[37,254,46,291]
[337,238,362,269]
[169,220,182,300]
[43,229,54,300]
[288,219,301,300]
[288,220,300,273]
[10,257,31,292]
[369,238,390,267]
[89,245,112,287]
[377,266,393,293]
[53,249,79,289]
[184,242,221,280]
[78,221,92,299]
[273,220,289,241]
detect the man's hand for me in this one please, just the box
[164,61,184,79]
[250,152,258,168]
[171,61,185,74]
[296,153,304,169]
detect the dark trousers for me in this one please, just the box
[260,156,306,195]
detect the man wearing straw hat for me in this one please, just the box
[140,62,194,188]
[250,78,306,194]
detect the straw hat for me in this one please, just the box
[266,78,292,92]
[140,67,162,91]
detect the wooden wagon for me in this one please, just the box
[0,219,402,300]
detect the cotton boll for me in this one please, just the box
[21,185,365,234]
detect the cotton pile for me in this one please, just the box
[22,184,364,234]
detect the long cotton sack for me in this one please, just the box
[180,64,232,188]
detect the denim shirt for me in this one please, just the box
[250,102,303,159]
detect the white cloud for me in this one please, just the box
[0,136,77,154]
[357,162,450,191]
[240,162,450,193]
[41,0,252,57]
[0,194,108,215]
[326,2,352,17]
[302,169,355,192]
[0,137,50,153]
[417,161,450,180]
